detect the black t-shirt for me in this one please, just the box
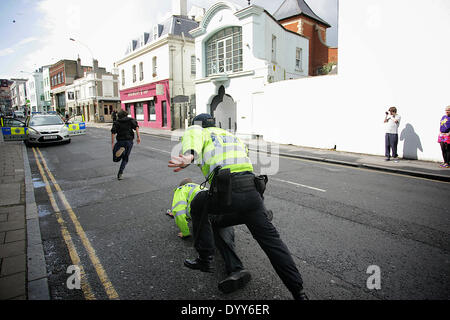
[111,117,139,141]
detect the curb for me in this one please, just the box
[22,144,50,300]
[89,124,450,182]
[253,149,450,183]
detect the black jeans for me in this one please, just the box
[113,140,133,173]
[441,142,450,164]
[190,182,304,296]
[385,133,398,158]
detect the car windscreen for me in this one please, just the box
[29,116,64,126]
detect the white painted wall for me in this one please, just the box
[255,0,450,162]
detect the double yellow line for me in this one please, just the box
[32,147,119,300]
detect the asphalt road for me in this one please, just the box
[27,126,450,300]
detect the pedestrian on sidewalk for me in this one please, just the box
[111,110,141,180]
[384,106,401,162]
[112,110,117,122]
[438,105,450,168]
[168,177,254,293]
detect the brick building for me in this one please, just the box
[0,79,14,113]
[49,58,94,114]
[274,0,337,76]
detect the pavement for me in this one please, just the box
[0,121,448,301]
[91,121,450,182]
[0,133,49,300]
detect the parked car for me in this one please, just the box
[25,114,71,146]
[14,111,25,119]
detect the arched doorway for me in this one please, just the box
[210,86,237,132]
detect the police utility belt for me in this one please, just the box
[207,167,268,208]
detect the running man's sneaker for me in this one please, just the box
[117,173,123,180]
[115,147,125,158]
[385,158,390,161]
[439,163,449,168]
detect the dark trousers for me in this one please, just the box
[190,183,304,296]
[385,133,398,158]
[113,140,133,173]
[441,142,450,164]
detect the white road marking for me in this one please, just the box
[271,177,326,193]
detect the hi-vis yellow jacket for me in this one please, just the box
[181,125,253,180]
[171,183,204,237]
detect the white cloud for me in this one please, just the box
[0,37,37,57]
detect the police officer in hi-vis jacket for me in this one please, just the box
[168,113,308,300]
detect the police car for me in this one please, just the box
[1,113,86,146]
[26,114,71,146]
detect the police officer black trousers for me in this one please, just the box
[190,178,304,298]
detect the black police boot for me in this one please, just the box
[218,269,251,294]
[292,288,309,300]
[184,256,214,273]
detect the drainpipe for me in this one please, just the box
[181,32,186,128]
[170,45,176,130]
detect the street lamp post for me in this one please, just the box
[69,37,99,122]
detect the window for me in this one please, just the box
[121,69,125,86]
[147,100,156,121]
[152,57,157,76]
[57,74,60,84]
[139,62,144,81]
[271,35,277,63]
[205,26,242,76]
[191,55,196,76]
[135,102,144,120]
[132,65,136,82]
[295,48,302,70]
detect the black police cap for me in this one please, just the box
[192,113,215,128]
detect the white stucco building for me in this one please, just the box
[42,66,53,111]
[190,2,309,136]
[65,71,120,122]
[26,69,47,113]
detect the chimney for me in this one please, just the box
[172,0,187,16]
[93,59,99,73]
[76,55,82,78]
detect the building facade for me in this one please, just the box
[65,70,120,122]
[49,58,93,114]
[26,69,47,113]
[190,2,309,136]
[273,0,337,76]
[0,79,13,113]
[115,0,198,130]
[10,79,28,112]
[42,66,54,112]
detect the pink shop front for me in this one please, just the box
[119,79,171,130]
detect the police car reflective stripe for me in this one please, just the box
[67,122,86,135]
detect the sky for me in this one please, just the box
[0,0,338,80]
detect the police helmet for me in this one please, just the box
[192,113,215,128]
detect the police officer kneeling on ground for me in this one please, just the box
[168,113,308,300]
